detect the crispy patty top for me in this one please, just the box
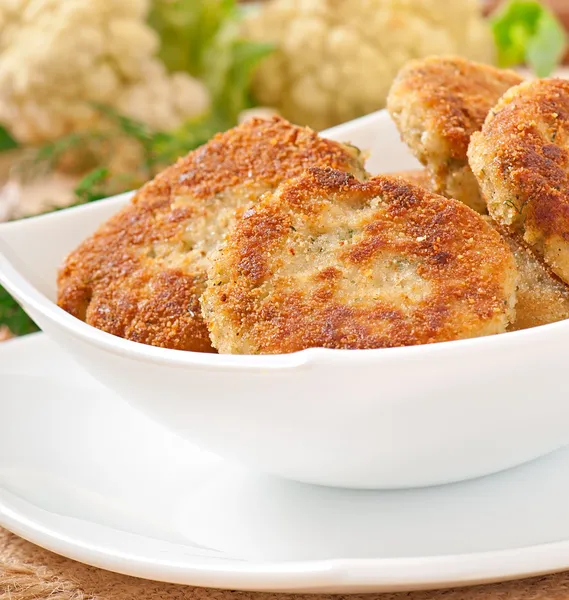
[395,172,569,331]
[469,78,569,285]
[57,117,367,352]
[387,56,522,211]
[388,56,523,161]
[202,168,517,354]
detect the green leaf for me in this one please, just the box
[149,0,272,128]
[0,285,38,336]
[527,9,567,77]
[74,167,110,204]
[203,20,274,125]
[148,0,236,77]
[491,0,567,76]
[0,125,18,152]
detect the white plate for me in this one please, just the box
[4,334,569,592]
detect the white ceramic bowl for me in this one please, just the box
[2,110,569,490]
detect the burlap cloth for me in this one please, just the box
[3,527,569,600]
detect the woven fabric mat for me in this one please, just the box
[3,529,569,600]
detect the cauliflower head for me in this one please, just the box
[0,0,210,143]
[244,0,495,130]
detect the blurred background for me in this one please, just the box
[1,0,569,340]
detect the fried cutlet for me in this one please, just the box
[387,56,523,213]
[202,168,517,354]
[469,78,569,286]
[57,117,367,352]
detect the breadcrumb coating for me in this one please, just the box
[57,117,367,351]
[469,78,569,287]
[203,168,517,354]
[388,56,522,212]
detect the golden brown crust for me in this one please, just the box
[387,56,522,212]
[389,169,434,191]
[502,229,569,331]
[480,217,569,330]
[203,168,517,354]
[469,78,569,285]
[57,117,367,352]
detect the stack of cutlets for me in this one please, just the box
[57,57,569,353]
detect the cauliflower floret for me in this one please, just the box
[244,0,494,130]
[0,0,211,143]
[116,62,210,132]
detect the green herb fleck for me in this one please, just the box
[505,196,529,215]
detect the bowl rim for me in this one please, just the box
[1,196,568,371]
